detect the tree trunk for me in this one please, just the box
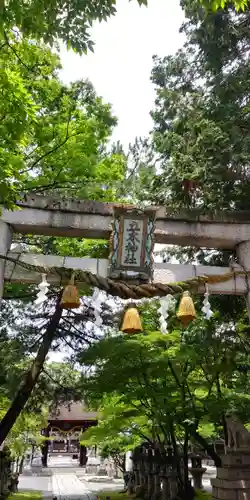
[41,427,50,468]
[0,294,62,446]
[170,422,183,494]
[18,456,25,475]
[216,376,228,451]
[190,429,222,467]
[31,444,35,464]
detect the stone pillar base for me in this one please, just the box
[189,467,207,490]
[212,450,250,500]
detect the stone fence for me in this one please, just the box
[129,443,197,500]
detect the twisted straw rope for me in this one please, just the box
[1,255,248,300]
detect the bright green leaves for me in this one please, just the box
[77,304,250,453]
[0,395,47,458]
[2,1,147,55]
[81,394,146,456]
[201,0,248,11]
[0,35,127,211]
[0,46,37,209]
[0,37,59,210]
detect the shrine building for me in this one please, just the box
[41,402,98,466]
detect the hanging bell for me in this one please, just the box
[121,304,143,334]
[60,273,80,309]
[176,291,196,326]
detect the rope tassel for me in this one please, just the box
[121,304,143,334]
[60,273,80,309]
[176,291,196,326]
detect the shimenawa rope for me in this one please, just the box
[1,255,248,300]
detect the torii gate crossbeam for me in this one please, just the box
[0,195,250,314]
[2,195,250,248]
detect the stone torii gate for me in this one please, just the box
[0,194,250,305]
[1,195,250,499]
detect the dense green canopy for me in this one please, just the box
[1,0,148,54]
[0,34,127,211]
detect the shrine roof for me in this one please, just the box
[48,402,98,421]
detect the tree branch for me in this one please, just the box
[28,119,82,174]
[0,293,63,445]
[4,32,32,72]
[189,425,222,466]
[42,368,66,390]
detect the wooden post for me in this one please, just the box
[79,445,87,467]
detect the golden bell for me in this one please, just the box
[121,304,143,334]
[60,273,80,309]
[176,291,196,326]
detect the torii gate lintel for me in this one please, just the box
[2,194,250,248]
[0,196,250,316]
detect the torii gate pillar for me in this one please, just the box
[0,221,12,300]
[237,241,250,320]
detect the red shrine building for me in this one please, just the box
[41,403,98,467]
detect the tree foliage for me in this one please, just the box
[126,1,250,212]
[202,0,248,13]
[1,0,148,55]
[0,395,46,461]
[0,33,126,211]
[77,299,250,475]
[0,284,114,448]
